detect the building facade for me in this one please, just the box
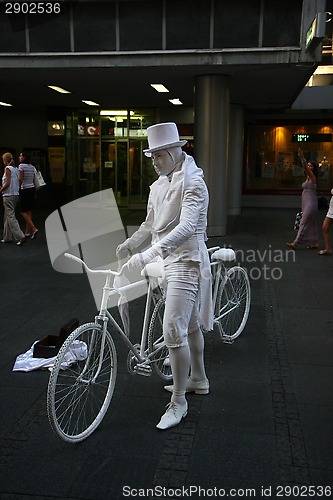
[0,0,331,234]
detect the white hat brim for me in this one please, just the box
[143,140,187,157]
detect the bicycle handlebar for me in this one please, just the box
[65,245,232,279]
[207,246,220,254]
[64,252,122,276]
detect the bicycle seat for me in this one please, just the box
[141,261,165,279]
[211,248,236,262]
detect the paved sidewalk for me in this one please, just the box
[0,207,332,500]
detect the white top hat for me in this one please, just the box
[143,122,187,157]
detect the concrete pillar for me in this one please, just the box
[227,105,245,215]
[194,75,230,236]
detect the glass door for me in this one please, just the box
[71,110,101,198]
[101,139,127,205]
[128,139,156,205]
[70,109,155,205]
[128,110,155,206]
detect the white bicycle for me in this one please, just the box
[47,246,250,442]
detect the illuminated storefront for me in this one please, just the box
[61,108,194,206]
[64,109,155,206]
[245,123,333,194]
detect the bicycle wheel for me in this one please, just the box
[215,266,251,341]
[148,297,173,381]
[47,322,117,443]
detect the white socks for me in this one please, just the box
[168,328,207,405]
[188,328,207,382]
[168,345,190,406]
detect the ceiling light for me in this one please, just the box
[150,84,170,93]
[82,100,100,106]
[48,85,71,94]
[169,98,183,105]
[0,101,12,107]
[100,110,134,116]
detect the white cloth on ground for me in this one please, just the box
[12,340,87,372]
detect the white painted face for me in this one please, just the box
[151,150,175,177]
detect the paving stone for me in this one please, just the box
[1,208,332,497]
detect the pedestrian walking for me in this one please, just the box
[287,148,318,249]
[18,151,38,239]
[0,152,26,245]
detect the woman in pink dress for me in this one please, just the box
[287,148,318,249]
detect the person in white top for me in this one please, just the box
[18,150,38,239]
[318,187,333,255]
[0,152,26,245]
[117,122,213,430]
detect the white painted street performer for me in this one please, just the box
[116,122,213,430]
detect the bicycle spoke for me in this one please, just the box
[215,266,250,341]
[148,298,172,381]
[47,323,117,443]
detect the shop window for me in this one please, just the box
[28,10,71,52]
[262,0,302,47]
[73,2,116,52]
[246,124,333,193]
[214,0,261,49]
[71,109,156,206]
[128,110,155,205]
[166,0,210,50]
[119,1,162,50]
[0,14,26,52]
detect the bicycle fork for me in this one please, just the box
[78,318,108,384]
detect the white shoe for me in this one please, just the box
[164,377,209,395]
[156,401,188,430]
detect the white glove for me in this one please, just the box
[126,253,144,272]
[140,246,159,265]
[116,239,131,256]
[126,246,159,272]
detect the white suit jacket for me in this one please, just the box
[127,153,213,331]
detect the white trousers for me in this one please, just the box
[163,262,200,348]
[2,195,25,242]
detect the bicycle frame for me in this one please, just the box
[48,247,249,443]
[64,253,164,375]
[64,243,247,375]
[207,246,226,312]
[210,260,240,324]
[104,281,163,369]
[207,247,245,335]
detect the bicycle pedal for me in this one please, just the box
[134,363,152,376]
[222,337,234,344]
